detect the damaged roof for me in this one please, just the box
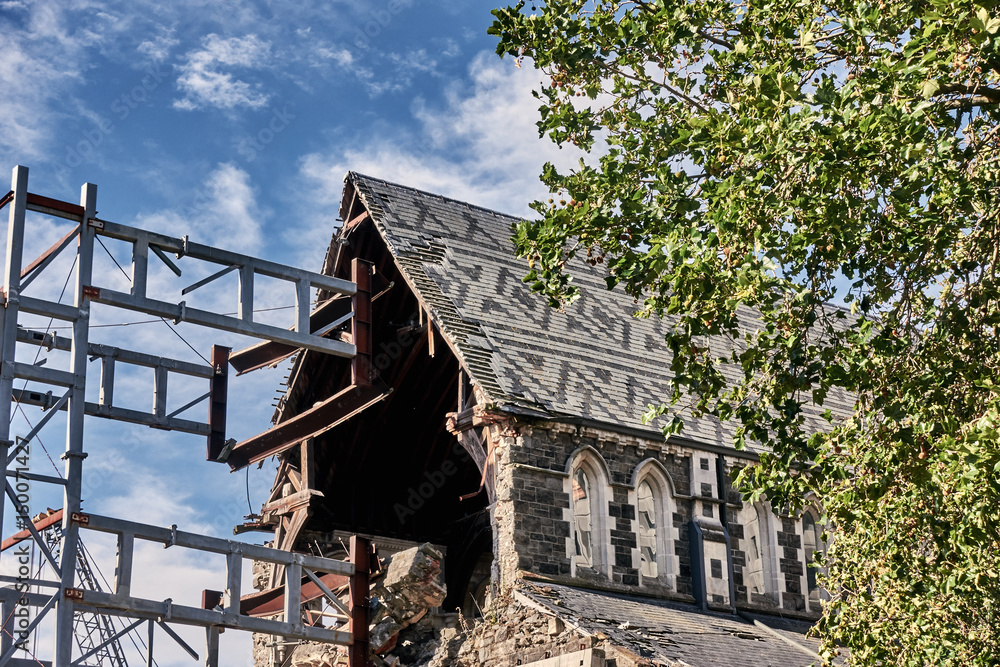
[518,581,830,667]
[343,173,852,454]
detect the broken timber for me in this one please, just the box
[223,380,390,470]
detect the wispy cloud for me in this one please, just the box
[137,28,180,62]
[174,34,272,112]
[296,51,585,255]
[135,161,265,253]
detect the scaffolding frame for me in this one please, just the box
[0,166,371,667]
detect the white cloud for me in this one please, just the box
[174,34,272,111]
[137,29,180,62]
[136,162,265,254]
[0,6,90,161]
[296,50,587,248]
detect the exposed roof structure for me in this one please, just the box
[518,582,829,667]
[343,173,851,455]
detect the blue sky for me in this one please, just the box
[0,1,577,663]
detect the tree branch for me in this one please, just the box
[940,96,1000,110]
[939,83,1000,102]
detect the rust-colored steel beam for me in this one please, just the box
[25,192,85,219]
[224,381,390,471]
[351,259,373,387]
[206,345,230,461]
[349,536,371,667]
[1,509,63,552]
[239,571,350,617]
[229,295,352,376]
[20,223,80,281]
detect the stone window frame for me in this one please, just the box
[564,447,612,579]
[800,505,829,612]
[629,459,679,591]
[742,500,780,604]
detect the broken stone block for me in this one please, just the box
[373,543,447,638]
[287,642,347,667]
[372,617,402,654]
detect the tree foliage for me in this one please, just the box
[490,1,1000,663]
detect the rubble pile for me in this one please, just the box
[370,543,448,653]
[284,543,447,667]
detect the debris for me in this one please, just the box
[287,543,446,667]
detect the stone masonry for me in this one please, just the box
[490,420,820,620]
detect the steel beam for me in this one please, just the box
[0,166,29,551]
[95,219,356,295]
[74,589,352,644]
[206,346,229,461]
[25,192,84,222]
[54,179,97,667]
[349,536,371,667]
[88,286,357,358]
[13,389,211,436]
[0,509,63,552]
[228,294,352,375]
[16,328,214,378]
[78,512,354,575]
[351,259,373,387]
[19,223,81,290]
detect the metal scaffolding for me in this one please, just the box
[0,166,371,666]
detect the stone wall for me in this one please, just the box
[491,420,821,620]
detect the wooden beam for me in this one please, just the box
[225,381,391,471]
[261,489,323,518]
[427,311,435,358]
[301,437,315,491]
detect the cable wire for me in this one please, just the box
[9,255,77,478]
[247,466,254,515]
[96,235,210,365]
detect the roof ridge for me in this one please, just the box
[346,171,529,223]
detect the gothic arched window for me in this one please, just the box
[743,502,777,602]
[636,478,658,578]
[802,509,828,609]
[630,461,678,589]
[568,452,609,576]
[572,465,596,567]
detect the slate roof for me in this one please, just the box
[518,582,829,667]
[345,173,852,455]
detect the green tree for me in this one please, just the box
[490,1,1000,663]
